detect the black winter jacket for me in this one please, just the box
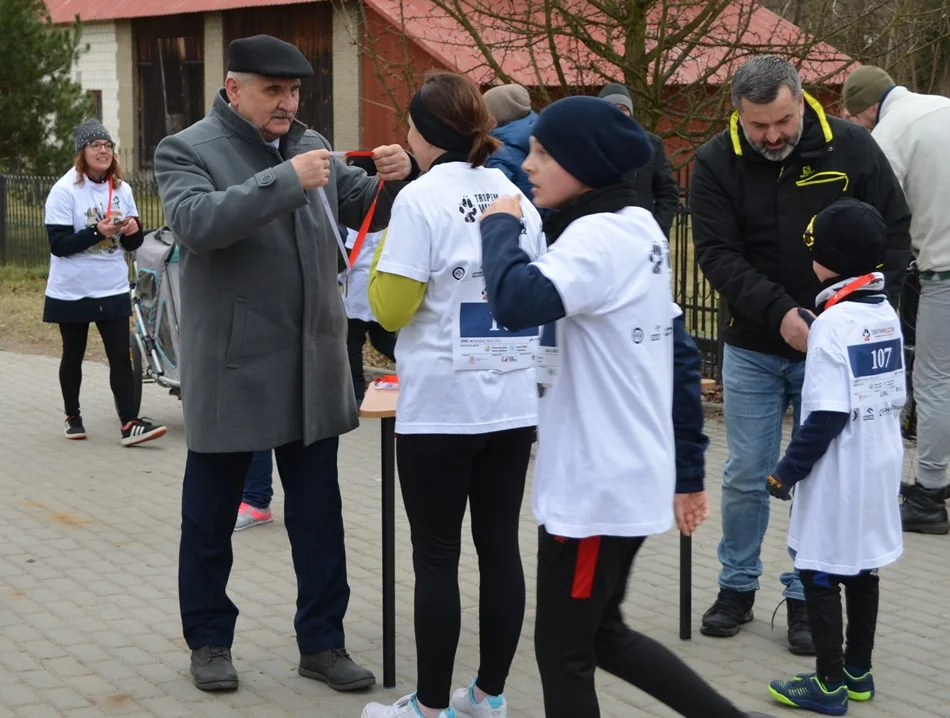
[624,132,680,237]
[689,94,911,360]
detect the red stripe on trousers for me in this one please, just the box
[571,536,601,599]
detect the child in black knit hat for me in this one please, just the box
[766,197,905,716]
[478,95,774,718]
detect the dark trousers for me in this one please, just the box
[179,437,348,655]
[242,450,274,509]
[397,428,533,708]
[800,569,879,685]
[347,318,396,402]
[59,319,137,424]
[535,528,743,718]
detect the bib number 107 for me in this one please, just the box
[870,346,892,370]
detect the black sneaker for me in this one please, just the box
[298,647,375,691]
[64,415,87,440]
[785,598,816,655]
[901,484,950,534]
[190,646,238,692]
[120,417,167,447]
[700,589,754,637]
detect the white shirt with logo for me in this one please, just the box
[376,161,545,434]
[532,208,677,538]
[44,168,138,301]
[788,299,905,575]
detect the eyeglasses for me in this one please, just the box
[89,141,115,151]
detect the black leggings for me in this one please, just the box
[346,318,396,402]
[59,319,136,424]
[535,528,743,718]
[800,569,879,686]
[397,427,533,709]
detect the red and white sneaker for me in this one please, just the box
[234,502,273,531]
[120,418,167,447]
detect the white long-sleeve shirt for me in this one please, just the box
[872,86,950,273]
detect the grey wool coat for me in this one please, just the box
[154,89,405,453]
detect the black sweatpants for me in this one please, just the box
[59,319,137,424]
[397,428,533,709]
[346,318,396,402]
[800,569,879,686]
[535,528,743,718]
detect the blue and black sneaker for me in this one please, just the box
[768,673,848,715]
[842,667,874,701]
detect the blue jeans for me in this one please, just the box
[719,344,805,601]
[243,450,274,509]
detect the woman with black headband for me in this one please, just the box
[362,72,545,718]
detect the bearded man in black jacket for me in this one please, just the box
[689,55,911,655]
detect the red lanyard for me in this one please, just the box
[333,151,384,269]
[105,182,113,219]
[823,273,876,310]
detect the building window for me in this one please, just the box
[87,90,103,122]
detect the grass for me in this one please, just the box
[0,265,109,362]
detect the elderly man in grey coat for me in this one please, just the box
[154,34,418,694]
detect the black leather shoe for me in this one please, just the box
[901,484,950,534]
[190,646,238,691]
[298,647,375,691]
[785,598,816,655]
[700,589,754,637]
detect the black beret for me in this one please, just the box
[228,34,313,79]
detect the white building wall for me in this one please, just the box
[70,22,121,144]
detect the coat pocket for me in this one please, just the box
[225,299,248,369]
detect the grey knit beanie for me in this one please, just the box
[73,118,112,153]
[598,82,634,115]
[483,84,532,126]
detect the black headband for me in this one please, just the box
[409,90,475,155]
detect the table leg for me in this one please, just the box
[381,416,396,688]
[680,533,691,640]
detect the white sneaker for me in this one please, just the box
[451,683,507,718]
[362,693,456,718]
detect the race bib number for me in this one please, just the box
[452,279,539,372]
[535,322,559,386]
[846,323,905,409]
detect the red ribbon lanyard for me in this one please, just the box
[105,183,113,219]
[824,273,876,310]
[332,150,385,269]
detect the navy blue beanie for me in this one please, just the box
[532,96,654,189]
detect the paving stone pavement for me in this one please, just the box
[1,350,948,718]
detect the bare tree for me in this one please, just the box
[349,0,950,164]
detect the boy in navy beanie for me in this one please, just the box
[765,199,904,715]
[476,96,776,718]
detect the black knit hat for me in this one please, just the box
[532,96,654,189]
[598,82,634,115]
[804,198,887,277]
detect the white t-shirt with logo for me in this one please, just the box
[44,168,138,301]
[788,299,905,575]
[339,227,385,322]
[532,208,677,538]
[375,161,545,434]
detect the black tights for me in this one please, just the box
[59,319,136,424]
[396,428,533,709]
[535,528,743,718]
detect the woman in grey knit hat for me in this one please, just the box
[42,118,166,446]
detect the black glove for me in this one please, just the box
[767,473,792,501]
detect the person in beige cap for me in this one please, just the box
[482,84,540,204]
[843,65,950,535]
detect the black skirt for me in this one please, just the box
[43,292,132,324]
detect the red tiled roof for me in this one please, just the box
[46,0,852,85]
[46,0,315,23]
[366,0,852,86]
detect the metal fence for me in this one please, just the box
[0,168,724,378]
